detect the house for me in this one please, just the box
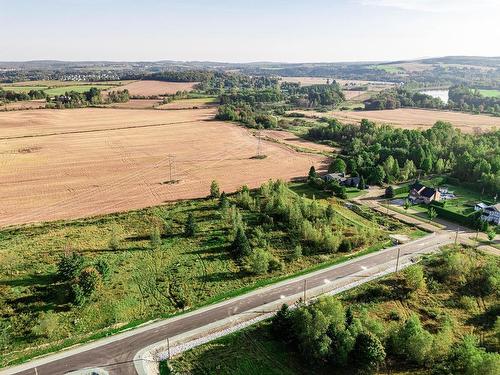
[474,202,489,211]
[408,182,441,204]
[324,173,345,183]
[478,203,500,225]
[323,173,360,187]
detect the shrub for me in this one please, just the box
[403,264,426,293]
[31,312,59,339]
[94,259,111,282]
[232,225,251,258]
[210,180,220,198]
[244,248,269,274]
[108,225,121,250]
[352,332,386,374]
[57,252,85,280]
[184,212,197,237]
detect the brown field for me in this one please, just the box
[0,100,46,110]
[342,90,365,100]
[291,108,500,133]
[157,97,218,110]
[261,129,336,153]
[110,80,198,96]
[0,108,328,227]
[102,99,162,109]
[280,76,330,86]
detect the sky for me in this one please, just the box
[1,0,499,62]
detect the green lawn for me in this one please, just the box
[478,89,500,98]
[420,177,494,215]
[0,183,421,367]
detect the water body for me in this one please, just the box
[419,89,449,103]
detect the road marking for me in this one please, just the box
[280,295,286,299]
[323,279,330,284]
[361,266,367,270]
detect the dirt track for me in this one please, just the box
[0,108,328,227]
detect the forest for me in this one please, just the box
[306,120,500,194]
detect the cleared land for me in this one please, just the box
[110,80,198,96]
[0,108,328,227]
[280,76,330,86]
[261,129,335,153]
[342,90,365,100]
[292,108,500,133]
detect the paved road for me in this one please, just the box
[2,232,453,375]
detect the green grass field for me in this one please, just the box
[371,65,404,74]
[478,89,500,98]
[1,83,116,95]
[0,183,421,367]
[169,246,499,375]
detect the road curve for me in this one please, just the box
[2,233,452,375]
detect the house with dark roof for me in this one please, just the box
[477,203,500,225]
[408,182,441,204]
[323,173,360,188]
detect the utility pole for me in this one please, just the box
[257,130,261,157]
[167,337,171,359]
[455,225,460,245]
[303,279,307,303]
[168,154,174,181]
[395,247,401,273]
[34,368,38,375]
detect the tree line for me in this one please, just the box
[306,119,500,194]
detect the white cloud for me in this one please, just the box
[358,0,500,13]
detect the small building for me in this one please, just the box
[324,173,360,187]
[408,182,441,205]
[478,203,500,225]
[324,172,345,183]
[475,202,489,211]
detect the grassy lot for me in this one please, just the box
[420,177,494,215]
[478,89,500,98]
[169,246,499,375]
[0,182,421,367]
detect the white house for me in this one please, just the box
[478,203,500,225]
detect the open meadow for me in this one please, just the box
[292,108,500,133]
[0,107,328,228]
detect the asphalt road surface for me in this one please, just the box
[3,232,452,375]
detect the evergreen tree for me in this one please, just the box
[232,225,251,258]
[184,212,197,237]
[210,180,220,199]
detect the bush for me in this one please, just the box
[31,312,59,339]
[184,212,197,237]
[94,259,111,282]
[57,252,85,280]
[244,248,269,274]
[352,332,386,374]
[403,264,426,293]
[385,186,395,198]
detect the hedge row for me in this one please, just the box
[429,202,480,228]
